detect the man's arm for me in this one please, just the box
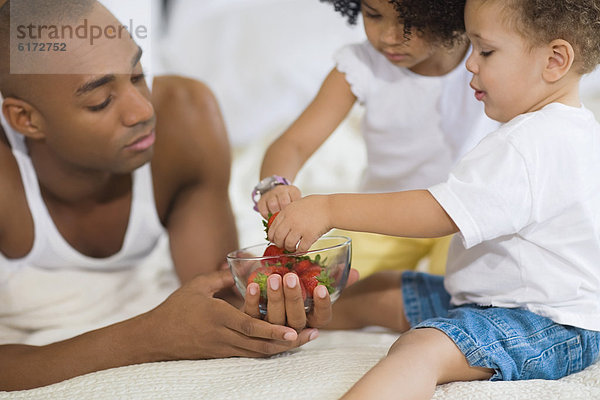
[0,270,314,391]
[151,76,238,284]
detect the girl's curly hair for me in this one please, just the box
[501,0,600,74]
[319,0,466,47]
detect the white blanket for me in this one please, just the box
[1,329,600,399]
[2,234,600,399]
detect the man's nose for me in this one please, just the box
[121,86,154,127]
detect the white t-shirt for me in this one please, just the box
[429,103,600,331]
[335,41,499,193]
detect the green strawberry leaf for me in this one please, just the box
[316,270,335,293]
[253,272,269,298]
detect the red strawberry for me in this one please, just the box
[263,244,285,258]
[262,212,280,239]
[267,212,279,230]
[300,269,321,297]
[299,278,307,301]
[247,266,274,298]
[293,259,313,275]
[300,268,335,298]
[272,265,292,277]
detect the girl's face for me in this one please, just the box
[361,0,436,74]
[464,0,549,122]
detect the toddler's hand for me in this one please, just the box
[257,185,302,219]
[267,194,331,253]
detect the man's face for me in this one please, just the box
[464,0,548,122]
[24,4,155,174]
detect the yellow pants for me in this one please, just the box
[331,229,452,277]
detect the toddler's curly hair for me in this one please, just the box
[501,0,600,74]
[319,0,466,47]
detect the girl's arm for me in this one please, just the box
[260,67,357,182]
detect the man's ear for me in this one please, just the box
[1,97,46,139]
[542,39,575,83]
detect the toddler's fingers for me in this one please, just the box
[284,230,301,253]
[270,221,291,249]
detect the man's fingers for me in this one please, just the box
[307,285,332,328]
[265,274,286,325]
[346,268,360,287]
[227,327,319,357]
[243,282,262,319]
[228,311,298,342]
[192,269,235,294]
[283,273,307,330]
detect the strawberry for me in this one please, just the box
[267,212,279,230]
[299,277,307,301]
[293,259,315,275]
[247,266,274,298]
[262,244,286,266]
[263,244,285,258]
[272,265,292,277]
[262,212,279,239]
[300,268,335,298]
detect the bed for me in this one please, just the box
[2,236,600,400]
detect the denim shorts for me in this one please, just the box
[401,271,600,381]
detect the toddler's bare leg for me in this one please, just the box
[328,271,410,331]
[341,328,493,400]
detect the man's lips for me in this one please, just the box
[126,129,156,151]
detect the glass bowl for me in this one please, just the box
[227,236,351,315]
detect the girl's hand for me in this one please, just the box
[267,195,332,253]
[257,185,302,219]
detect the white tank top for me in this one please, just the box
[0,108,166,272]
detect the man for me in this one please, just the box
[0,0,334,391]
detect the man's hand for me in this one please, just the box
[243,269,360,330]
[145,270,318,358]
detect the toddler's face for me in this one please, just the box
[361,0,437,74]
[464,0,549,122]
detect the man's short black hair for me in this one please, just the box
[0,0,96,96]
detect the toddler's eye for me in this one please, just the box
[480,50,494,57]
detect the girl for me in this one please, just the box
[254,0,497,277]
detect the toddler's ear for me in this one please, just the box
[1,97,45,140]
[542,39,575,83]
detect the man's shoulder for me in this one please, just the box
[149,76,231,218]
